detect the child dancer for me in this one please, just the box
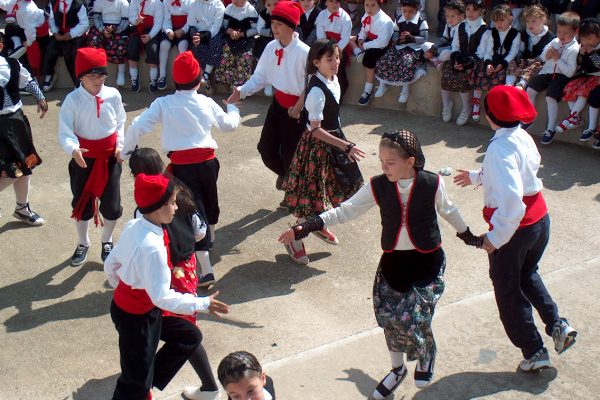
[105,172,229,400]
[254,0,278,96]
[507,4,554,90]
[122,51,240,286]
[128,0,163,93]
[444,0,488,125]
[58,47,126,266]
[424,0,464,70]
[88,0,130,87]
[315,0,353,98]
[283,39,365,264]
[41,0,90,91]
[374,0,429,104]
[297,0,322,47]
[526,11,580,145]
[218,351,276,400]
[158,0,189,91]
[227,1,309,204]
[186,0,226,95]
[348,0,394,105]
[454,85,577,372]
[0,0,27,60]
[128,149,221,400]
[556,18,600,140]
[471,4,520,122]
[213,0,258,87]
[279,130,478,397]
[0,31,48,226]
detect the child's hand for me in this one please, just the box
[37,99,48,119]
[481,235,496,254]
[486,64,495,76]
[424,51,433,60]
[72,148,89,168]
[141,34,151,44]
[175,29,185,39]
[453,169,472,187]
[278,228,295,245]
[136,16,144,25]
[115,147,123,163]
[226,86,242,105]
[545,47,556,60]
[207,290,230,318]
[167,31,175,40]
[494,64,503,73]
[288,103,302,119]
[347,145,366,162]
[192,33,201,46]
[551,50,560,61]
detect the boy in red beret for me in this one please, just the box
[121,51,240,287]
[104,173,229,400]
[58,47,126,266]
[454,85,577,372]
[227,0,310,206]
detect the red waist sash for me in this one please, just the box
[114,281,155,315]
[483,192,547,231]
[325,31,341,41]
[168,148,216,165]
[274,89,299,109]
[171,15,187,30]
[135,14,155,35]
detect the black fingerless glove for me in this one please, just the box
[456,227,484,248]
[291,217,325,240]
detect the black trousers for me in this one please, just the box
[128,33,161,64]
[338,51,349,101]
[257,99,304,178]
[587,85,600,109]
[41,36,83,86]
[488,214,560,359]
[69,156,123,221]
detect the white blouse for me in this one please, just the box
[305,72,340,123]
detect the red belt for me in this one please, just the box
[325,31,341,41]
[483,192,547,231]
[135,14,154,35]
[274,89,299,109]
[168,148,215,165]
[114,281,155,315]
[36,20,49,37]
[171,15,187,30]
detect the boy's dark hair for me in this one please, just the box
[579,18,600,38]
[490,4,513,21]
[306,38,339,76]
[129,147,165,176]
[218,351,263,387]
[444,0,466,15]
[557,11,581,31]
[175,184,197,214]
[401,0,420,8]
[464,0,484,10]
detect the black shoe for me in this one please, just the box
[71,244,89,266]
[131,78,140,93]
[358,91,372,105]
[540,130,556,145]
[157,77,167,90]
[13,203,44,226]
[414,355,435,389]
[101,242,113,262]
[198,273,216,288]
[42,75,56,93]
[372,364,407,400]
[275,175,285,191]
[149,79,158,93]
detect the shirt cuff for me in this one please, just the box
[226,103,240,113]
[195,296,211,313]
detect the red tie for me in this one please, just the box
[53,0,69,31]
[362,15,372,29]
[275,48,283,65]
[11,3,18,14]
[163,228,174,270]
[95,96,103,119]
[328,12,339,23]
[171,0,181,6]
[140,0,146,16]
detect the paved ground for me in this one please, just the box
[0,89,599,400]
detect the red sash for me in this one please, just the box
[71,133,117,226]
[167,148,216,166]
[136,14,154,35]
[274,89,299,109]
[171,15,187,30]
[325,31,341,41]
[114,281,154,314]
[483,192,547,231]
[162,253,198,324]
[36,20,50,37]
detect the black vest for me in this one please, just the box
[458,22,488,58]
[521,30,554,59]
[259,8,272,33]
[305,74,340,130]
[224,14,256,32]
[299,7,320,40]
[491,27,519,64]
[396,17,425,37]
[50,0,84,34]
[0,58,21,110]
[579,50,600,75]
[371,170,441,252]
[164,212,196,265]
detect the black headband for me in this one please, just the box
[382,131,426,170]
[138,180,175,215]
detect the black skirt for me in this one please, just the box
[0,109,42,178]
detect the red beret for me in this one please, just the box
[134,173,175,214]
[172,51,201,86]
[271,0,304,29]
[484,85,537,126]
[75,47,108,79]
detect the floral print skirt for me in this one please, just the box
[441,61,473,93]
[562,75,600,102]
[471,60,506,91]
[86,26,129,65]
[376,47,427,85]
[507,58,543,84]
[373,253,445,366]
[214,43,255,86]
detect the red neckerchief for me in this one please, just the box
[328,11,339,23]
[171,0,181,6]
[275,48,283,65]
[95,96,103,119]
[140,0,146,16]
[53,0,69,32]
[362,15,372,28]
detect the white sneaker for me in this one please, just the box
[116,73,126,87]
[284,239,309,265]
[442,100,453,122]
[456,110,469,126]
[9,45,26,59]
[355,51,365,64]
[374,84,387,98]
[182,386,220,400]
[42,75,56,93]
[552,318,577,354]
[398,88,409,104]
[519,348,552,372]
[264,85,273,97]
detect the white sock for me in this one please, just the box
[117,63,126,79]
[527,88,538,105]
[353,47,362,56]
[159,40,171,78]
[130,66,139,80]
[11,36,22,48]
[401,85,409,96]
[364,82,373,93]
[473,90,482,112]
[390,351,404,368]
[196,250,213,276]
[205,64,214,75]
[441,90,451,109]
[505,75,516,86]
[589,107,599,131]
[45,74,53,83]
[0,177,16,192]
[76,220,91,247]
[460,92,471,113]
[438,50,451,62]
[13,175,29,204]
[567,101,575,110]
[101,218,118,243]
[209,224,215,244]
[177,40,188,53]
[572,96,588,115]
[149,66,158,81]
[546,97,558,131]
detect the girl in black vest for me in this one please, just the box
[283,38,365,265]
[279,130,480,398]
[506,4,554,89]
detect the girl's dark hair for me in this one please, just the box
[306,39,339,76]
[380,130,425,170]
[464,0,484,11]
[129,147,165,176]
[401,0,420,8]
[444,0,465,15]
[490,4,512,21]
[218,351,263,387]
[0,32,4,44]
[580,18,600,38]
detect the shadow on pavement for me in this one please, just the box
[71,373,118,400]
[0,220,38,235]
[0,260,111,332]
[337,368,380,399]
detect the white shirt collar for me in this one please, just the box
[140,216,165,235]
[466,17,485,31]
[490,126,519,142]
[398,11,420,24]
[526,24,548,39]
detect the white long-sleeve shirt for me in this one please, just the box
[129,0,163,39]
[239,33,309,98]
[315,8,352,50]
[162,0,188,34]
[49,0,89,38]
[451,18,489,60]
[539,37,580,78]
[319,176,467,251]
[483,27,521,64]
[58,85,126,155]
[305,72,340,123]
[122,90,240,158]
[0,56,39,115]
[104,217,210,315]
[92,0,130,33]
[183,0,224,36]
[8,0,47,44]
[358,9,394,50]
[468,126,544,249]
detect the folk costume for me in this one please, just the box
[297,3,321,47]
[128,0,164,91]
[507,25,555,88]
[158,0,189,89]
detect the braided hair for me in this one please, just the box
[218,351,263,387]
[380,130,425,170]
